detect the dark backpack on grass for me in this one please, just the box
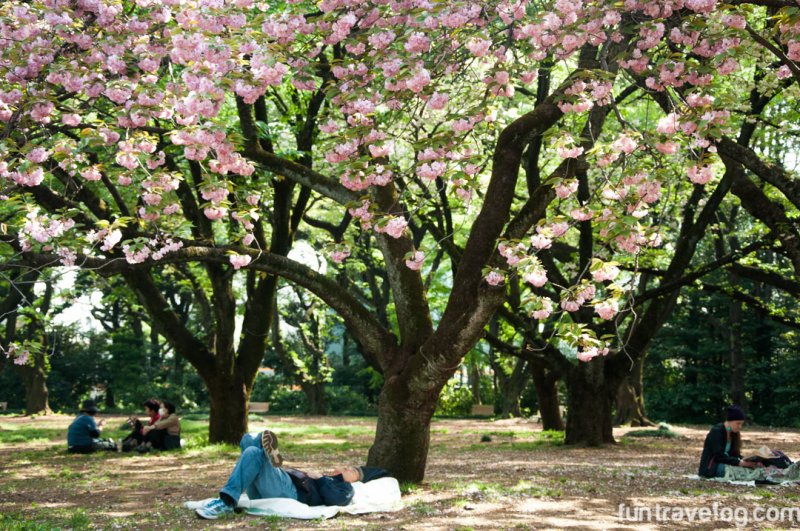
[764,450,793,469]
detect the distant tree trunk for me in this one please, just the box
[301,381,328,415]
[614,357,654,426]
[469,360,482,405]
[729,293,746,407]
[530,361,563,431]
[105,387,116,409]
[493,357,529,418]
[564,359,616,445]
[17,354,51,415]
[16,281,53,416]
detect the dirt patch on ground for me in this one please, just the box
[1,415,799,530]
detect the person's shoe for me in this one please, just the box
[136,444,150,453]
[261,430,282,466]
[195,498,234,519]
[261,430,279,453]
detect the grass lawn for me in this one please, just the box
[1,414,799,530]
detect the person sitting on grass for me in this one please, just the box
[121,398,161,452]
[66,399,116,454]
[698,404,763,479]
[195,430,390,519]
[140,400,181,452]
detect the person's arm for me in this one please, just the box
[710,429,742,466]
[150,415,178,431]
[87,417,101,438]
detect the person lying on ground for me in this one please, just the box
[195,430,390,519]
[140,400,181,452]
[66,399,116,454]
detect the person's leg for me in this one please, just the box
[239,432,261,452]
[219,446,297,504]
[723,465,769,482]
[92,438,117,452]
[146,429,167,450]
[68,445,93,454]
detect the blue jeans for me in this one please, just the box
[715,463,726,477]
[219,434,297,503]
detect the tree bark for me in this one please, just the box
[531,361,564,431]
[207,374,251,444]
[469,360,482,405]
[498,359,529,418]
[729,283,746,407]
[17,353,51,416]
[366,374,439,483]
[613,357,654,426]
[301,381,328,415]
[564,360,616,445]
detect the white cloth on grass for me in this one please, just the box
[682,473,755,487]
[185,477,403,520]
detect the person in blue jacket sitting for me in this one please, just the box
[195,430,390,519]
[66,399,117,454]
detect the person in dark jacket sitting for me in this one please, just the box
[698,404,762,478]
[195,430,390,519]
[66,399,117,454]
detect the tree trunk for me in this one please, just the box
[366,375,439,483]
[207,374,251,444]
[302,381,328,415]
[531,362,564,431]
[16,351,51,416]
[564,360,615,446]
[498,359,529,418]
[613,357,654,426]
[729,294,746,407]
[469,360,481,405]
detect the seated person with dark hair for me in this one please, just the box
[66,399,116,453]
[121,398,161,452]
[141,400,181,452]
[195,430,390,519]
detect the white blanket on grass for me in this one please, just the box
[683,472,800,487]
[185,477,403,520]
[683,474,758,487]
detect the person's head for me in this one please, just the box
[159,400,176,417]
[725,405,746,432]
[142,398,161,416]
[332,466,362,483]
[80,399,99,416]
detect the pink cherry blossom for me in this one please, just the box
[656,113,680,134]
[26,148,49,163]
[428,92,449,110]
[204,206,227,220]
[229,254,252,270]
[485,271,505,286]
[330,248,351,263]
[531,297,554,320]
[378,217,408,239]
[687,164,713,185]
[405,251,425,270]
[591,262,620,282]
[557,145,584,159]
[595,300,619,320]
[576,347,609,362]
[530,234,552,249]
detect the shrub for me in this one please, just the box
[435,383,473,417]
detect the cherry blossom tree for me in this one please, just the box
[1,0,799,480]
